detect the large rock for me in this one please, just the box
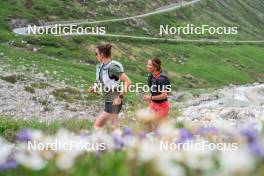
[8,18,31,29]
[128,18,147,28]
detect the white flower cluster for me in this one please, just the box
[0,118,263,176]
[0,129,114,170]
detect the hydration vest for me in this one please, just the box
[147,72,171,89]
[147,72,171,103]
[96,60,124,87]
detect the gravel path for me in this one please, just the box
[13,0,201,35]
[12,0,264,43]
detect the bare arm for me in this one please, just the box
[113,73,131,105]
[151,91,168,100]
[143,90,168,102]
[119,73,131,96]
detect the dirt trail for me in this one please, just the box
[12,0,264,43]
[13,0,201,34]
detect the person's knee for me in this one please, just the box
[94,111,110,127]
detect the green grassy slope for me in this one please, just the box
[1,39,264,90]
[0,0,263,92]
[103,0,264,40]
[0,1,263,174]
[0,0,189,24]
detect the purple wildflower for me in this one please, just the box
[176,128,193,143]
[16,129,31,142]
[249,141,264,159]
[240,128,264,159]
[122,127,132,137]
[138,131,147,138]
[241,128,258,143]
[197,127,219,136]
[111,133,123,150]
[0,159,17,171]
[79,131,89,139]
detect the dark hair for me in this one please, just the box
[96,43,112,58]
[150,57,162,71]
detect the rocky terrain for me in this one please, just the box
[176,83,264,131]
[1,51,263,129]
[0,57,100,121]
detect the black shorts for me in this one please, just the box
[104,101,123,114]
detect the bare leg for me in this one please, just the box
[109,114,120,129]
[94,111,112,129]
[144,121,156,132]
[156,117,167,127]
[108,103,122,129]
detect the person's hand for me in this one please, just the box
[113,96,122,105]
[88,86,95,93]
[143,95,151,102]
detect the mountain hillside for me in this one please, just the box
[0,0,263,93]
[103,0,264,40]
